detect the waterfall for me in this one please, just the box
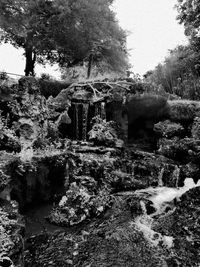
[19,138,34,162]
[133,178,200,248]
[100,102,106,120]
[72,100,105,141]
[94,103,100,117]
[82,103,89,141]
[94,101,106,119]
[173,165,180,188]
[74,103,80,140]
[134,199,174,248]
[158,167,164,186]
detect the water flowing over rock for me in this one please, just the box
[1,77,200,266]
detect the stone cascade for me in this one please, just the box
[1,78,200,266]
[71,100,106,141]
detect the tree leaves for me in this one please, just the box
[0,0,128,75]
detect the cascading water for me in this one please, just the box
[173,165,180,187]
[158,167,164,187]
[133,178,200,247]
[100,102,106,120]
[94,103,101,117]
[74,103,80,140]
[19,138,34,162]
[82,103,89,141]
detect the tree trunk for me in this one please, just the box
[87,54,93,79]
[24,44,36,76]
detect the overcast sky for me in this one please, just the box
[0,0,188,78]
[113,0,188,75]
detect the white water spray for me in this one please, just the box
[134,178,200,248]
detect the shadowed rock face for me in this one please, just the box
[126,94,169,123]
[126,95,169,140]
[105,94,170,145]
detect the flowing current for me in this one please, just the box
[133,178,200,248]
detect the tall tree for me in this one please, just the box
[176,0,200,49]
[0,0,128,76]
[144,44,200,99]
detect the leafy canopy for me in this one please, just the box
[0,0,128,74]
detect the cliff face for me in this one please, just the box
[0,78,200,266]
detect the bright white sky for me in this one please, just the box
[113,0,188,75]
[0,0,187,78]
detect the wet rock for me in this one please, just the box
[25,193,168,267]
[154,120,185,138]
[129,150,180,187]
[157,137,200,162]
[180,163,200,185]
[110,170,145,191]
[153,186,200,267]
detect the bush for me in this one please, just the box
[0,71,8,81]
[38,78,71,98]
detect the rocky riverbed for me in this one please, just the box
[0,77,200,266]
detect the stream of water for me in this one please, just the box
[133,178,200,247]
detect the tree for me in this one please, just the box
[0,0,128,76]
[0,0,57,75]
[52,0,129,78]
[176,0,200,49]
[143,44,200,99]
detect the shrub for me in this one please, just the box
[38,78,71,98]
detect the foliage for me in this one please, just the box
[38,78,71,98]
[176,0,200,47]
[144,44,200,100]
[143,1,200,100]
[0,71,8,81]
[0,0,128,76]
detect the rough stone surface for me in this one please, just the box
[154,120,185,138]
[191,117,200,139]
[153,187,200,267]
[88,117,124,147]
[157,137,200,162]
[1,78,200,267]
[0,200,24,267]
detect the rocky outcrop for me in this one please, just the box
[1,77,200,266]
[154,120,185,138]
[88,117,124,147]
[153,186,200,266]
[0,200,24,267]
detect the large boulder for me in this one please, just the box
[154,120,185,138]
[88,117,124,147]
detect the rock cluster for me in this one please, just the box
[0,78,200,266]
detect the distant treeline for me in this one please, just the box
[144,0,200,100]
